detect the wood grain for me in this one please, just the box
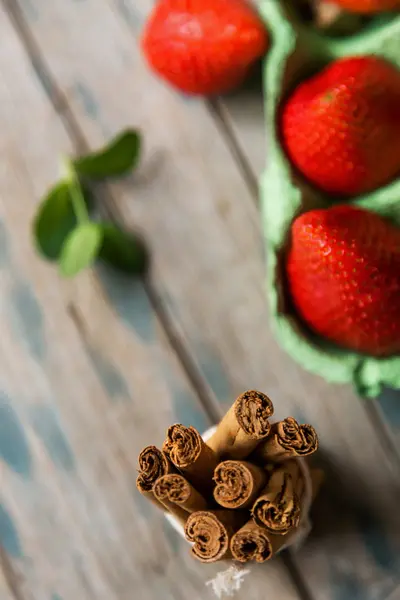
[386,585,400,600]
[374,389,400,453]
[3,0,400,598]
[0,4,299,600]
[212,0,268,182]
[0,555,14,600]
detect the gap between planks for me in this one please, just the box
[5,0,400,595]
[67,288,222,426]
[108,0,400,472]
[0,2,315,599]
[5,0,400,597]
[208,98,260,201]
[1,0,223,428]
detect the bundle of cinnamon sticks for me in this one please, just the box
[137,390,322,564]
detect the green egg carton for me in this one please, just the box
[259,1,400,398]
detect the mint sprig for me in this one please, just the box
[33,129,148,277]
[34,181,78,261]
[60,222,103,277]
[73,130,141,179]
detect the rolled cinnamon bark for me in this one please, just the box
[152,477,190,524]
[163,425,218,496]
[154,474,208,513]
[207,390,274,460]
[266,467,325,556]
[230,520,272,563]
[232,467,325,562]
[185,510,246,563]
[213,460,267,509]
[136,445,175,509]
[253,417,318,463]
[252,460,302,535]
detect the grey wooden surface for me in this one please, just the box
[0,1,399,599]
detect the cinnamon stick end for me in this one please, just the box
[185,511,232,563]
[235,390,274,439]
[231,521,272,563]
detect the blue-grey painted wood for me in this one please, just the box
[0,4,299,599]
[10,0,400,597]
[377,390,400,433]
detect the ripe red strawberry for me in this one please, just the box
[330,0,400,13]
[287,205,400,357]
[141,0,268,96]
[282,56,400,196]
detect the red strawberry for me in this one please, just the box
[282,56,400,196]
[287,205,400,357]
[330,0,400,13]
[141,0,268,96]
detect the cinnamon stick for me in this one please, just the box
[136,445,175,509]
[152,479,190,525]
[230,520,273,563]
[213,460,267,509]
[231,467,324,562]
[185,510,247,563]
[252,460,302,535]
[266,467,325,555]
[154,474,208,513]
[163,425,218,496]
[253,417,318,463]
[207,390,274,460]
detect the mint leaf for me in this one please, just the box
[59,223,103,277]
[99,223,148,274]
[73,130,141,179]
[62,157,91,224]
[33,181,77,261]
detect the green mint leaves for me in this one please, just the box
[34,181,78,261]
[73,131,141,179]
[60,223,103,277]
[99,223,148,274]
[33,129,148,278]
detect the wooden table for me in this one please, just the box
[0,1,399,599]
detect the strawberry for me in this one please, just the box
[286,205,400,357]
[330,0,400,13]
[281,56,400,196]
[141,0,268,96]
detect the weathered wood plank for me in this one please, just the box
[113,0,267,182]
[386,584,400,600]
[0,557,14,600]
[212,92,266,186]
[8,0,400,599]
[0,579,12,600]
[0,6,299,600]
[376,390,400,440]
[210,0,268,181]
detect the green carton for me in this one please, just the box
[260,1,400,397]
